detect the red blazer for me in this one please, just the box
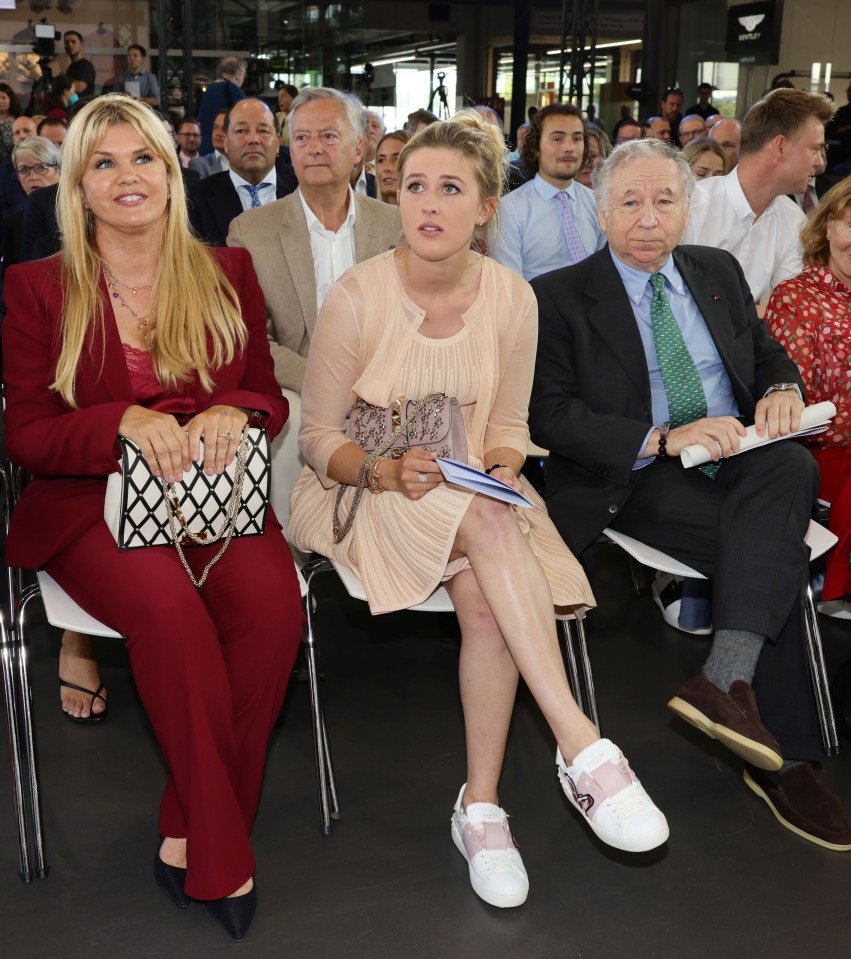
[3,246,287,570]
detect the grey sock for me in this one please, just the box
[780,759,803,775]
[702,629,766,693]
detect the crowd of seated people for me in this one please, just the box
[1,64,851,943]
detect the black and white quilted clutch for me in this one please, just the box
[104,428,271,551]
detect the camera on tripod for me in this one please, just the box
[33,22,60,63]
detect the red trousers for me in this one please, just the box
[46,515,304,900]
[813,447,851,601]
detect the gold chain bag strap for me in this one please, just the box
[162,427,252,587]
[332,392,467,544]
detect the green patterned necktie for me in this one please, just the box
[648,272,719,478]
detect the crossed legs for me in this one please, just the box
[445,494,598,805]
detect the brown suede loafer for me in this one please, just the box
[667,673,783,771]
[744,763,851,851]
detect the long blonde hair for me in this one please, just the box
[54,94,247,407]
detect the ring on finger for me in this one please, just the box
[418,472,428,484]
[218,430,234,441]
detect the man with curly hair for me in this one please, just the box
[490,103,604,281]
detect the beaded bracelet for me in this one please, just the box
[656,422,671,461]
[485,464,506,475]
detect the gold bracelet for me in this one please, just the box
[366,456,385,494]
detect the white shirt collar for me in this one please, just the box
[228,165,277,192]
[723,167,756,221]
[299,186,358,235]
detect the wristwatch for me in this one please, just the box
[764,383,802,399]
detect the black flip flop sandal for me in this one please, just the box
[59,679,108,725]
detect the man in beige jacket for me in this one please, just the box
[227,86,401,393]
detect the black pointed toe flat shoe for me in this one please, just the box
[205,883,257,942]
[153,841,190,909]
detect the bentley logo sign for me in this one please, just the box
[727,1,777,62]
[737,13,765,30]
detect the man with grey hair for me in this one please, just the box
[529,137,851,852]
[677,114,706,147]
[198,56,248,155]
[363,108,385,171]
[227,86,400,392]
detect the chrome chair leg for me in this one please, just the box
[559,617,601,732]
[14,585,48,878]
[629,558,646,597]
[1,609,32,882]
[802,578,840,756]
[303,557,340,835]
[560,618,584,715]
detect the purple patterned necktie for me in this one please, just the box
[555,189,589,265]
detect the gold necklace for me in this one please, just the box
[102,262,156,344]
[99,259,154,295]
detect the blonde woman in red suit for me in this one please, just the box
[2,94,303,942]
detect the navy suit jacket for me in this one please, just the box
[188,158,298,247]
[529,244,805,553]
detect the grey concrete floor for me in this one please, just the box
[2,550,851,959]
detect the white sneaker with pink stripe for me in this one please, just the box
[557,739,669,852]
[450,785,529,908]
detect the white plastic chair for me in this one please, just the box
[603,520,840,756]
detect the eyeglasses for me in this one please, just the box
[16,163,56,179]
[615,135,641,144]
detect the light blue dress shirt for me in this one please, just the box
[609,249,740,466]
[490,174,605,281]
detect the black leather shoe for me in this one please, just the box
[205,883,257,942]
[153,841,190,909]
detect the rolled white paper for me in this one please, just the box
[680,401,837,468]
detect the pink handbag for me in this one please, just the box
[333,392,468,543]
[345,392,468,462]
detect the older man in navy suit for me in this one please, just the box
[530,138,851,851]
[189,98,297,246]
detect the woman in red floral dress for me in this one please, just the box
[766,178,851,615]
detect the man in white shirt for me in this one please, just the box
[683,88,834,311]
[188,98,297,246]
[227,87,400,392]
[490,103,605,281]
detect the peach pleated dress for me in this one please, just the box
[289,251,595,617]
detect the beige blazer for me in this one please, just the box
[227,189,402,392]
